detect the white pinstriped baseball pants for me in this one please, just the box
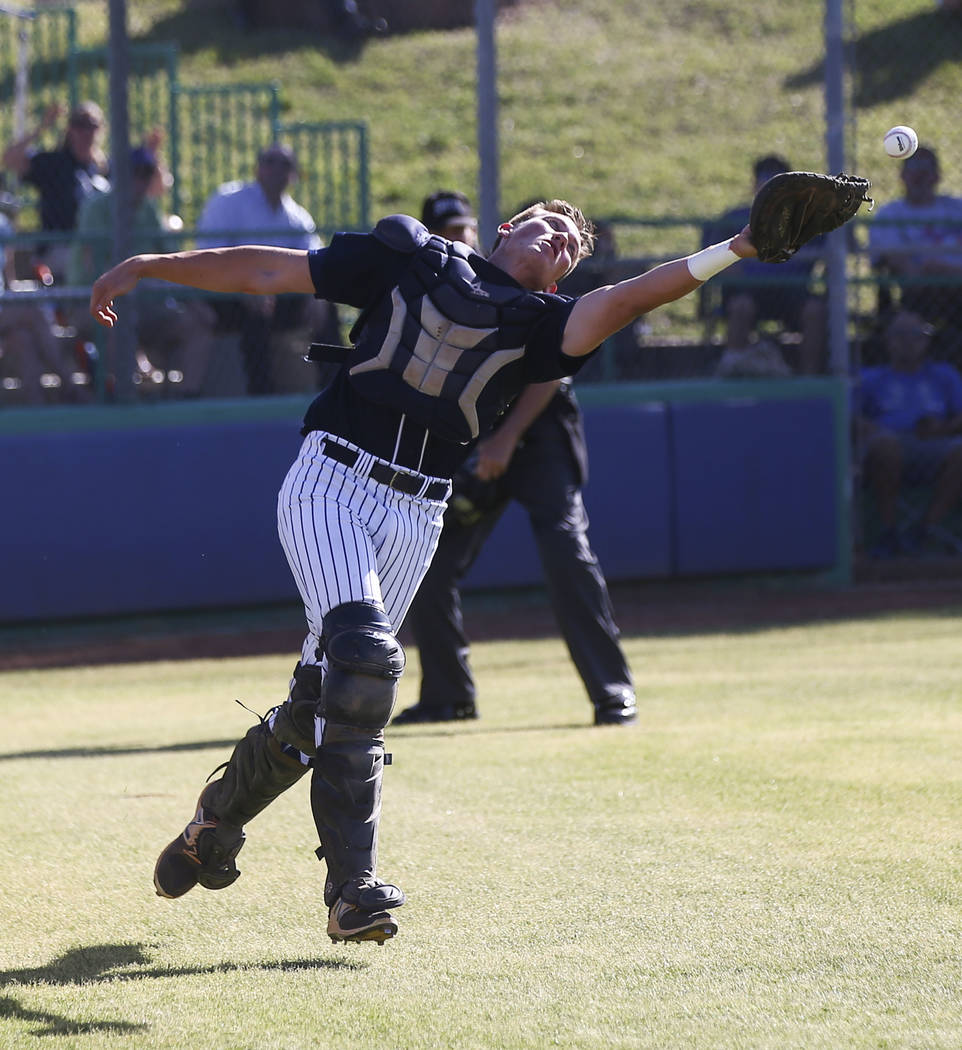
[277,429,450,680]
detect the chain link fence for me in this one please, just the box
[0,5,368,405]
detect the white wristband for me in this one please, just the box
[685,241,740,282]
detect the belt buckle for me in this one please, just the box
[390,468,424,496]
[386,468,418,494]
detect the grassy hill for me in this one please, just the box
[56,0,962,235]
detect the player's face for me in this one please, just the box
[503,211,582,288]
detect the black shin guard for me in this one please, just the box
[205,720,308,827]
[310,601,405,907]
[311,722,386,907]
[205,663,321,827]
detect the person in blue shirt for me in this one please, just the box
[90,201,757,946]
[857,308,962,556]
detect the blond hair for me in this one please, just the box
[504,199,596,264]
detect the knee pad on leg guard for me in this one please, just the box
[319,601,405,729]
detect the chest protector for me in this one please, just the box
[344,215,555,443]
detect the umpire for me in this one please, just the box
[396,191,636,727]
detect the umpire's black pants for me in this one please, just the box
[406,414,634,711]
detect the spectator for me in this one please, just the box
[394,192,636,728]
[142,126,179,227]
[68,147,215,397]
[856,308,962,557]
[0,197,70,403]
[195,142,339,395]
[868,146,962,341]
[703,154,827,376]
[2,101,110,283]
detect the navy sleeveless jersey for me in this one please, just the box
[302,215,593,478]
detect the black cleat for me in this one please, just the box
[327,899,398,944]
[593,692,638,727]
[327,879,405,945]
[153,784,245,899]
[391,701,478,725]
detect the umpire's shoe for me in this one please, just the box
[153,783,245,898]
[593,690,639,727]
[328,878,405,945]
[391,700,478,725]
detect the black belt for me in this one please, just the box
[321,438,448,500]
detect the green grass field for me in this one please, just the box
[2,607,961,1049]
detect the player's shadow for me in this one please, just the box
[0,942,360,1036]
[0,739,240,763]
[0,944,151,1037]
[785,8,962,106]
[0,996,146,1038]
[391,720,593,737]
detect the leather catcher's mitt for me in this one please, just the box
[749,171,873,264]
[446,456,508,527]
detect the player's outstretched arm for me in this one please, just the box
[89,246,314,327]
[561,227,756,358]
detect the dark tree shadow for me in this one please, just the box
[136,2,371,65]
[0,941,361,1037]
[785,8,962,106]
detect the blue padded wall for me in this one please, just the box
[0,384,842,624]
[4,422,302,621]
[670,397,837,574]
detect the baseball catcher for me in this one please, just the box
[749,171,874,264]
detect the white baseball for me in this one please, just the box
[883,125,919,159]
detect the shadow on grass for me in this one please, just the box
[389,720,590,737]
[0,738,239,763]
[0,995,147,1038]
[0,719,601,761]
[0,942,360,1036]
[0,709,600,760]
[785,8,962,106]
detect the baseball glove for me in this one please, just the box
[446,456,508,527]
[749,171,873,264]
